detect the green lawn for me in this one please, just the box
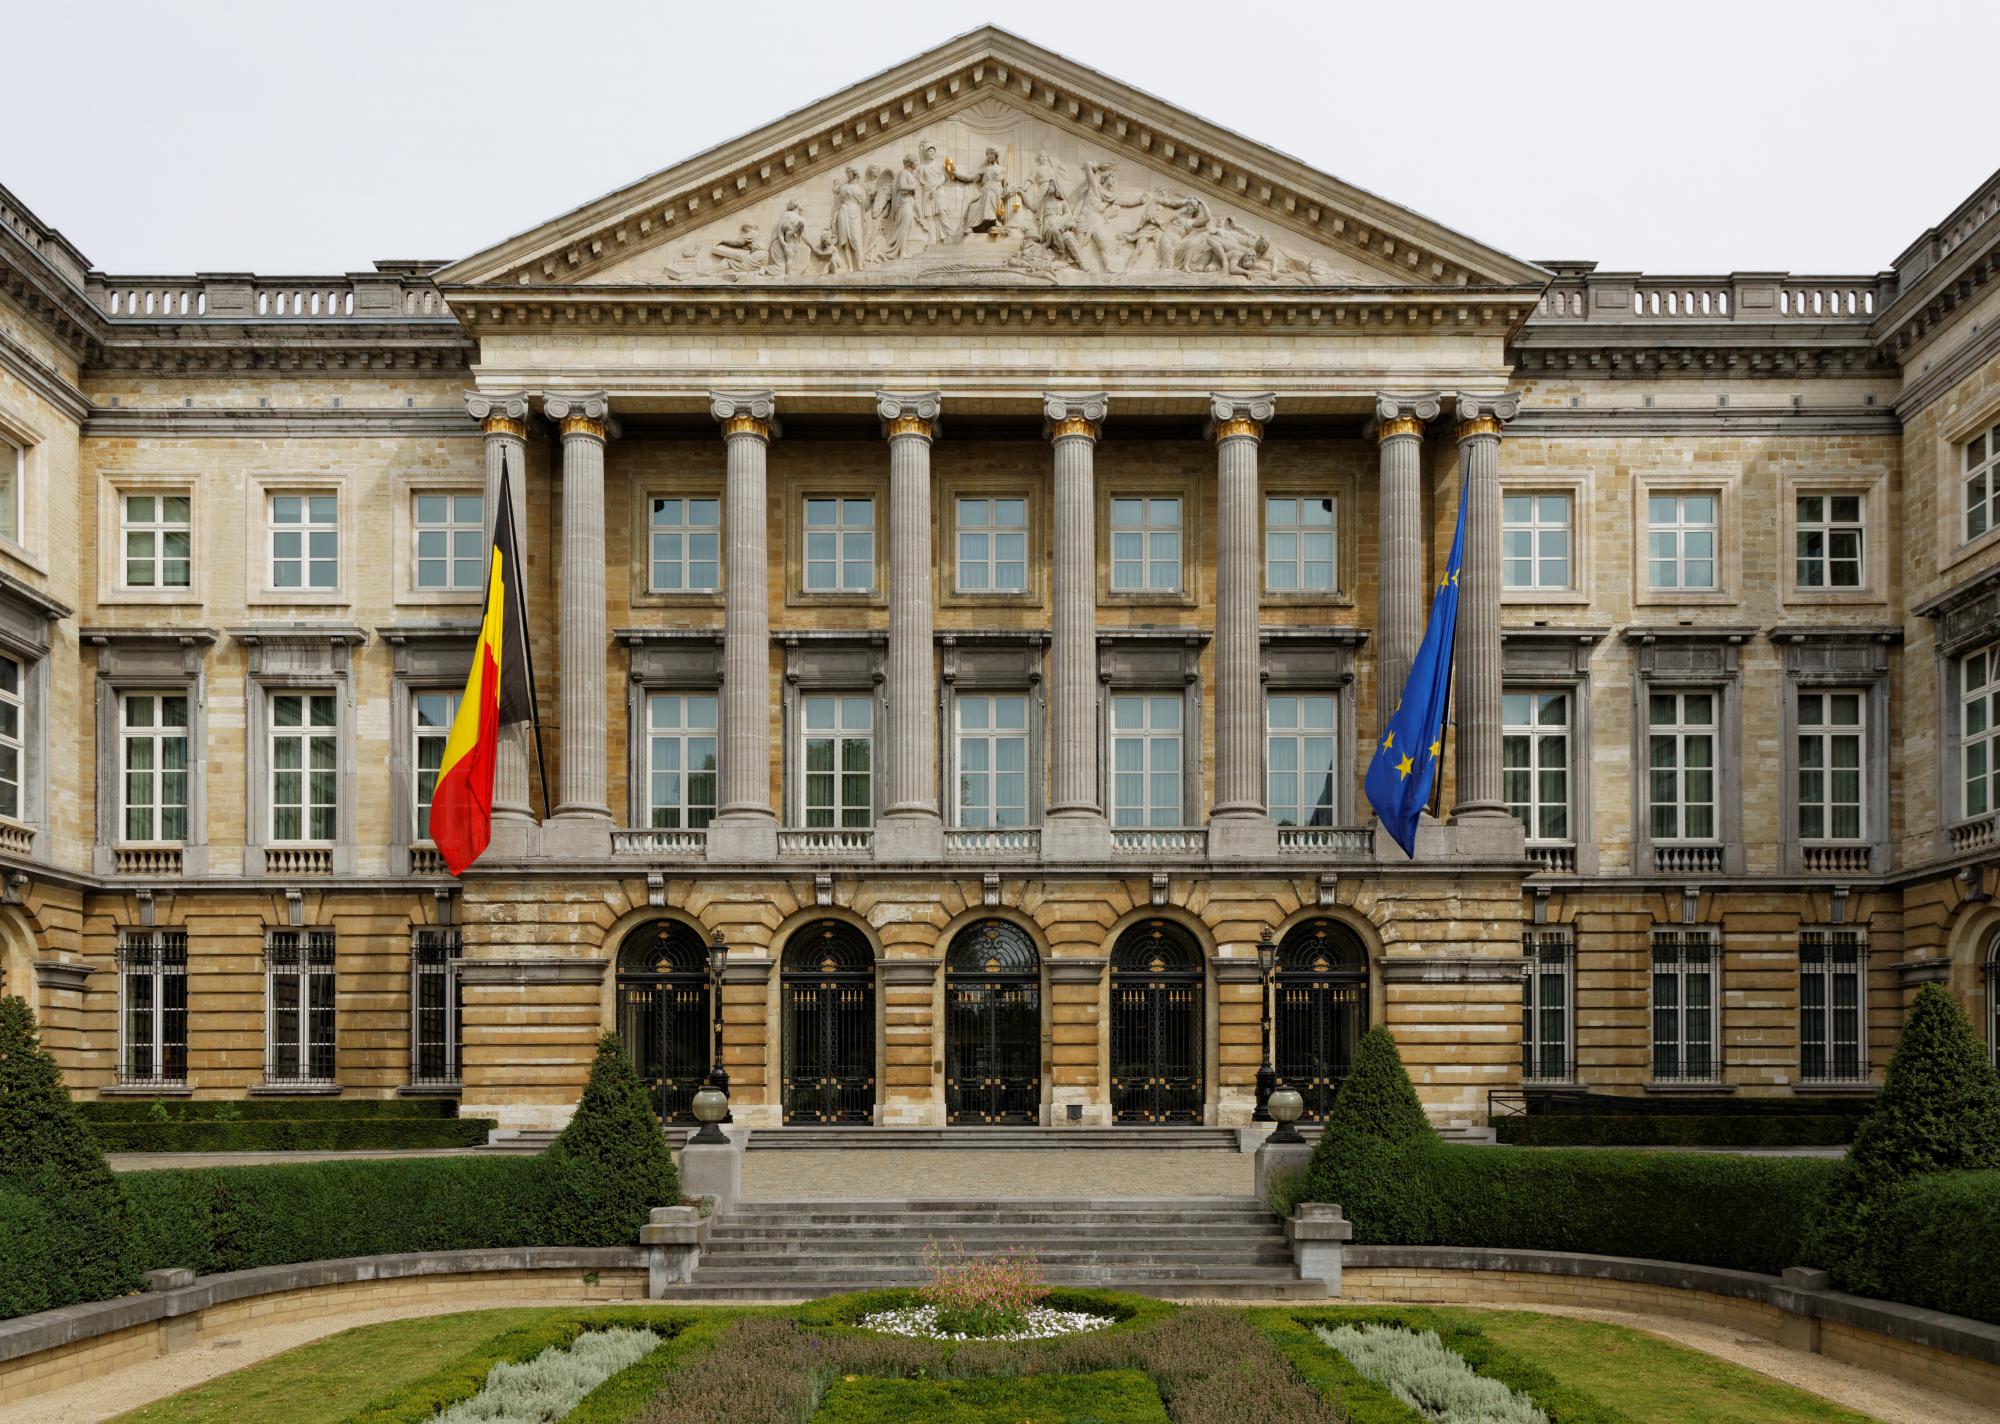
[814,1369,1170,1423]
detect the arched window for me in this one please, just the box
[615,921,710,1121]
[944,920,1041,1125]
[1275,918,1369,1119]
[1109,920,1204,1124]
[780,920,875,1124]
[1987,931,2000,1069]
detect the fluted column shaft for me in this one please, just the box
[1045,395,1108,818]
[712,395,778,821]
[547,394,611,820]
[1451,393,1518,819]
[470,396,532,821]
[878,392,942,821]
[1210,399,1270,817]
[1374,394,1439,732]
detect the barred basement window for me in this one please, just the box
[1651,929,1719,1082]
[119,929,187,1086]
[265,928,335,1085]
[411,926,462,1087]
[1521,928,1574,1083]
[1800,930,1867,1084]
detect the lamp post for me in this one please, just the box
[1253,928,1278,1122]
[1266,1082,1306,1144]
[707,930,731,1123]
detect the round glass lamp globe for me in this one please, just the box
[1266,1086,1305,1124]
[690,1086,729,1125]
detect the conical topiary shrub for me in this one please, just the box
[1309,1026,1436,1164]
[540,1033,679,1245]
[1288,1026,1438,1237]
[0,995,135,1308]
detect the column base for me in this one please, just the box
[483,811,541,864]
[1208,811,1278,860]
[706,813,777,861]
[1372,813,1452,862]
[1447,807,1525,860]
[1041,812,1111,861]
[874,810,944,862]
[541,812,612,859]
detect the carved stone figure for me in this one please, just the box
[827,167,867,273]
[1069,161,1148,273]
[956,146,1013,240]
[709,222,767,274]
[767,199,817,276]
[880,155,922,260]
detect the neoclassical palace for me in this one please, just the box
[2,29,1998,1131]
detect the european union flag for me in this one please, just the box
[1365,474,1467,857]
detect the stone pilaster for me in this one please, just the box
[707,392,779,862]
[1042,394,1111,861]
[465,392,535,852]
[875,391,944,862]
[543,393,613,857]
[1208,393,1278,860]
[1450,392,1523,852]
[1373,393,1442,733]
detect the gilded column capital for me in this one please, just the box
[543,392,614,443]
[1208,392,1276,443]
[1451,391,1520,442]
[876,390,942,442]
[1371,393,1441,443]
[465,391,531,440]
[1043,392,1109,442]
[709,390,780,442]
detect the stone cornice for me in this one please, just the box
[1508,406,1900,437]
[90,326,473,375]
[0,213,104,362]
[1510,329,1890,380]
[82,407,476,439]
[79,625,219,647]
[0,327,87,423]
[1874,167,2000,355]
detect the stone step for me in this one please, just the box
[732,1195,1263,1211]
[692,1261,1305,1285]
[722,1207,1272,1228]
[702,1248,1297,1270]
[706,1229,1288,1249]
[746,1127,1242,1151]
[655,1276,1328,1302]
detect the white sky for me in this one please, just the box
[10,0,1996,278]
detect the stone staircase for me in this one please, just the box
[660,1196,1324,1300]
[483,1124,1249,1153]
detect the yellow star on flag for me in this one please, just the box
[1429,738,1442,758]
[1396,753,1415,780]
[1380,731,1394,751]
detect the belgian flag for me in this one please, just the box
[431,457,540,875]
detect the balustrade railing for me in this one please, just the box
[264,845,333,876]
[1109,826,1207,856]
[1949,816,1996,855]
[1801,843,1872,874]
[408,844,448,876]
[942,826,1041,857]
[1275,825,1371,856]
[115,845,184,876]
[1653,843,1724,874]
[777,827,874,857]
[0,821,34,857]
[1528,268,1892,325]
[610,827,708,858]
[85,268,451,322]
[1526,843,1577,874]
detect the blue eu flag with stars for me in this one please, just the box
[1365,475,1467,857]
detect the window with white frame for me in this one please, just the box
[412,690,458,842]
[1503,691,1571,843]
[122,492,192,590]
[1647,691,1717,842]
[121,692,189,843]
[0,433,20,543]
[1651,928,1719,1081]
[413,492,484,592]
[1963,420,2000,544]
[118,928,187,1087]
[803,694,873,828]
[644,693,718,830]
[1522,927,1573,1082]
[269,493,338,591]
[1797,690,1864,841]
[1795,494,1863,589]
[1110,497,1182,592]
[802,497,874,592]
[411,926,462,1087]
[1800,929,1866,1084]
[1503,493,1572,592]
[1264,496,1336,593]
[1266,693,1336,827]
[1646,494,1717,591]
[1962,645,2000,820]
[956,497,1028,593]
[650,496,721,593]
[1110,693,1183,826]
[264,927,335,1085]
[269,692,338,843]
[955,693,1029,827]
[0,653,23,821]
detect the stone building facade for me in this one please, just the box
[0,29,1996,1130]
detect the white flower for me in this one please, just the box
[857,1304,1112,1343]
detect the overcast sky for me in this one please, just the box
[10,0,1995,277]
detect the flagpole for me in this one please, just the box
[501,444,554,820]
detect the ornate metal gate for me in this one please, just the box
[1275,918,1369,1120]
[1109,920,1204,1124]
[781,920,875,1124]
[944,920,1041,1125]
[615,921,710,1122]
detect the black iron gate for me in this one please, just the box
[1275,918,1369,1120]
[944,920,1041,1124]
[615,921,710,1122]
[782,920,875,1124]
[1109,920,1204,1124]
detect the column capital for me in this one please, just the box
[1451,392,1520,442]
[465,391,531,440]
[1208,392,1276,443]
[1043,392,1108,442]
[1371,392,1442,442]
[709,390,780,441]
[544,392,615,442]
[876,390,942,441]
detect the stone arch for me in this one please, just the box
[612,915,714,1121]
[0,905,43,1014]
[1273,914,1371,1119]
[777,917,877,1124]
[1107,916,1207,1124]
[942,918,1043,1125]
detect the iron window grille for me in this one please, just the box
[265,928,336,1086]
[118,929,188,1087]
[1651,929,1720,1083]
[1800,929,1868,1084]
[1521,928,1575,1084]
[410,926,463,1087]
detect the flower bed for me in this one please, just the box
[857,1301,1113,1342]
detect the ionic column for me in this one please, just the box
[543,394,614,848]
[465,392,533,830]
[1450,392,1520,824]
[875,391,943,861]
[1208,393,1278,860]
[708,392,779,861]
[1373,393,1441,732]
[1044,394,1108,845]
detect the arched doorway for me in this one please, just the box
[1109,919,1204,1124]
[944,920,1041,1125]
[1986,929,2000,1069]
[1275,918,1369,1120]
[781,919,875,1125]
[615,920,711,1122]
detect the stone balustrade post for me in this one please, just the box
[1450,392,1522,852]
[1043,394,1112,862]
[875,391,944,861]
[465,391,535,850]
[1209,393,1278,860]
[1373,393,1442,733]
[707,392,780,862]
[543,393,614,857]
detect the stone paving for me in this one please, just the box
[739,1147,1256,1199]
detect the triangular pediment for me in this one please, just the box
[436,28,1547,295]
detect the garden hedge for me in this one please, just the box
[87,1117,496,1153]
[1493,1113,1856,1148]
[1835,1170,2000,1326]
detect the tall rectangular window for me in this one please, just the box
[122,492,192,589]
[1795,494,1863,589]
[265,928,335,1085]
[270,692,338,843]
[1798,690,1864,841]
[0,653,24,821]
[1110,497,1181,592]
[119,929,188,1087]
[0,434,19,542]
[1502,493,1572,591]
[1964,421,2000,543]
[412,690,458,841]
[956,693,1029,827]
[802,497,874,592]
[413,492,484,591]
[1963,645,2000,819]
[1646,494,1716,591]
[1647,691,1716,842]
[650,496,721,592]
[270,493,338,590]
[1522,928,1573,1083]
[122,693,189,843]
[411,926,462,1087]
[1651,929,1718,1082]
[644,693,719,829]
[1266,693,1336,827]
[803,694,873,828]
[1800,929,1866,1084]
[1503,691,1571,843]
[956,497,1028,592]
[1111,693,1182,826]
[1264,496,1336,592]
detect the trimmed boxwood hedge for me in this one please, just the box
[1837,1170,2000,1326]
[1494,1113,1856,1148]
[77,1097,464,1123]
[87,1117,496,1153]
